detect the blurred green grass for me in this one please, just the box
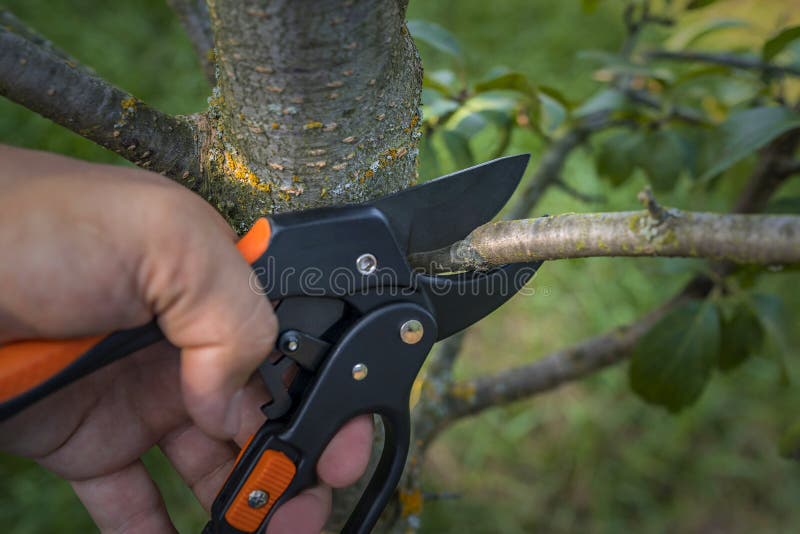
[1,1,799,533]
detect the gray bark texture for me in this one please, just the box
[409,210,800,273]
[206,0,422,231]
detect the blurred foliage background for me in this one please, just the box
[2,0,800,533]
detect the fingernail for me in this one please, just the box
[223,389,244,437]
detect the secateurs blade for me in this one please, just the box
[0,154,542,534]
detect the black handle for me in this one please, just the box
[343,410,411,533]
[0,321,164,420]
[205,302,437,533]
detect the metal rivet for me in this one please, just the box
[248,489,269,509]
[286,339,299,352]
[352,363,368,380]
[356,253,377,274]
[400,320,424,344]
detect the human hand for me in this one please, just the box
[0,146,372,533]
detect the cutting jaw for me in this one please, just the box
[371,153,540,339]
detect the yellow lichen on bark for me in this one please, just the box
[398,488,423,517]
[449,381,476,402]
[223,150,271,193]
[120,96,136,112]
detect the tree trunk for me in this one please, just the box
[205,1,423,528]
[205,0,422,232]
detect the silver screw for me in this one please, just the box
[248,489,269,509]
[352,363,368,380]
[356,253,377,275]
[286,339,299,352]
[400,320,424,344]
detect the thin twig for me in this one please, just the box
[620,87,707,125]
[442,295,685,420]
[646,50,800,77]
[423,331,467,382]
[504,125,595,219]
[0,11,203,184]
[637,186,670,222]
[165,0,215,84]
[777,159,800,177]
[620,1,674,58]
[733,130,800,214]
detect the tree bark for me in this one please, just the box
[409,210,800,272]
[205,0,422,230]
[0,10,203,182]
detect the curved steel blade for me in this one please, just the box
[372,154,530,254]
[418,261,543,340]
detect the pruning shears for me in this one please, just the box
[0,154,540,533]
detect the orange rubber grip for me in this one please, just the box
[224,449,296,532]
[0,336,105,402]
[0,218,273,407]
[236,217,272,263]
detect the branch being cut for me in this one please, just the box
[165,0,215,84]
[411,209,800,273]
[646,50,800,77]
[428,128,800,426]
[0,11,203,184]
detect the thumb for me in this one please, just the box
[140,198,276,439]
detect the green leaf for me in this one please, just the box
[581,0,601,13]
[666,18,749,50]
[765,196,800,214]
[475,71,535,96]
[629,300,720,412]
[538,92,568,134]
[779,421,800,460]
[595,131,644,186]
[459,91,523,114]
[421,89,459,124]
[417,131,440,182]
[473,72,539,128]
[406,20,463,59]
[440,129,474,169]
[669,66,761,108]
[686,0,721,9]
[763,25,800,61]
[751,294,792,373]
[427,69,460,94]
[574,88,629,118]
[423,72,457,97]
[697,106,800,183]
[538,85,571,109]
[717,299,764,372]
[446,109,490,138]
[444,90,522,137]
[637,129,685,192]
[578,50,675,83]
[672,126,713,179]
